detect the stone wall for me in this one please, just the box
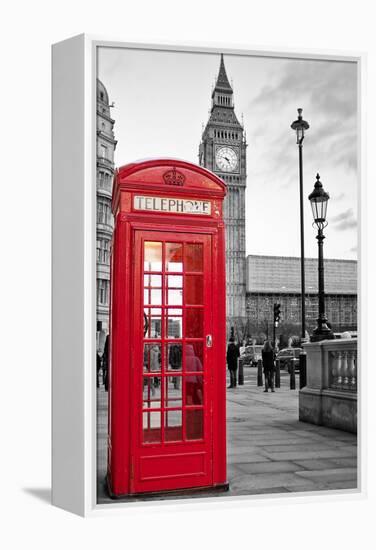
[299,339,357,433]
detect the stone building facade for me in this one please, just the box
[246,255,357,338]
[199,54,247,334]
[96,79,117,352]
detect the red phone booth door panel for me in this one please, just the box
[131,231,213,494]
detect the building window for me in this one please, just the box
[101,145,107,159]
[97,239,110,264]
[97,202,111,225]
[103,240,109,264]
[98,202,104,223]
[97,279,109,305]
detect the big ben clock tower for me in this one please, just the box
[199,54,247,335]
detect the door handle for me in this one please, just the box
[206,335,212,348]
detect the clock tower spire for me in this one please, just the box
[199,54,247,336]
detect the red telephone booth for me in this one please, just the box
[107,158,228,497]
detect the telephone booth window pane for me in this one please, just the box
[185,375,204,405]
[186,409,204,440]
[144,242,162,271]
[144,274,162,287]
[143,412,161,443]
[185,244,203,272]
[143,344,161,372]
[167,288,183,305]
[144,288,162,305]
[143,376,162,408]
[164,411,183,442]
[144,309,162,338]
[185,342,203,372]
[167,275,182,288]
[166,316,182,338]
[165,376,182,407]
[166,243,183,272]
[166,343,182,372]
[185,275,203,305]
[185,308,203,337]
[167,308,182,315]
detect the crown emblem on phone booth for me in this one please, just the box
[163,167,185,186]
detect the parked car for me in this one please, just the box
[275,347,302,372]
[239,345,262,368]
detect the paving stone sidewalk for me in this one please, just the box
[96,368,357,503]
[226,370,357,496]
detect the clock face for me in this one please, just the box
[215,146,238,172]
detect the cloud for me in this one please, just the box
[251,59,357,121]
[331,208,357,230]
[247,59,357,188]
[332,192,346,201]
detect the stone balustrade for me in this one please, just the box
[328,347,357,392]
[299,338,357,433]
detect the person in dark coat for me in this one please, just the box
[226,337,240,388]
[262,340,275,392]
[96,352,102,388]
[102,334,109,392]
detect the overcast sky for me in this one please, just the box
[98,47,358,260]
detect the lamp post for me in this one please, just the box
[291,108,309,340]
[308,174,334,342]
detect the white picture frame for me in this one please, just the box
[52,34,365,517]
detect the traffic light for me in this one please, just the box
[273,303,281,325]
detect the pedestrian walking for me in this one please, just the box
[102,334,109,392]
[96,352,102,388]
[169,342,182,389]
[226,337,240,388]
[262,340,275,392]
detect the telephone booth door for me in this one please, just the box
[132,230,213,493]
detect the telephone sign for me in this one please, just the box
[133,195,211,215]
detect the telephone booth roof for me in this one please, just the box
[112,158,227,214]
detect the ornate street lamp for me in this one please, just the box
[308,174,334,342]
[291,108,310,340]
